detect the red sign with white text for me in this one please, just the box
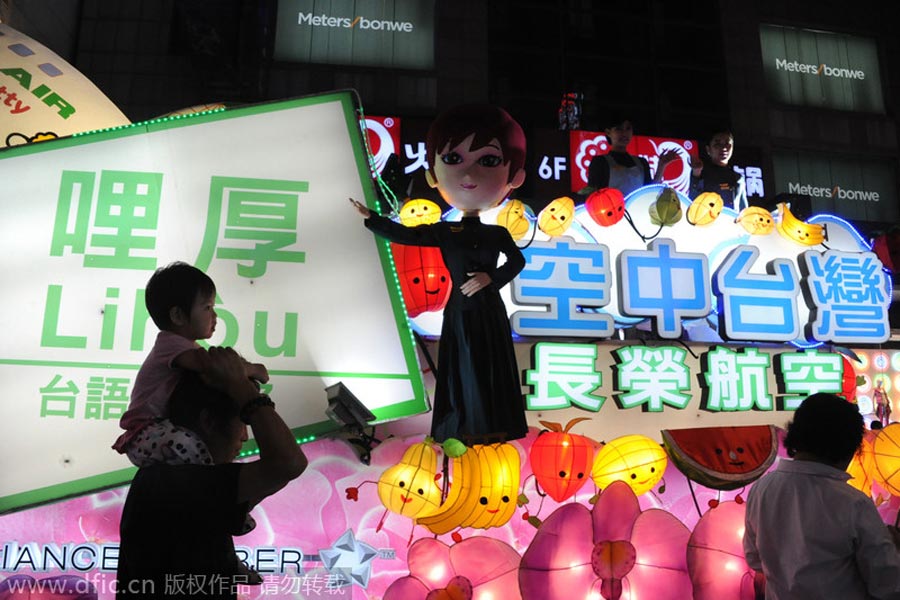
[364,116,402,176]
[569,131,699,195]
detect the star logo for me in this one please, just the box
[318,529,378,588]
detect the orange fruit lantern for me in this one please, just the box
[585,187,626,227]
[591,434,667,496]
[529,418,596,502]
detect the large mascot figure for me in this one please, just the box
[351,104,528,443]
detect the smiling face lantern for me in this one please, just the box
[399,198,442,227]
[585,187,626,227]
[417,443,520,534]
[591,434,667,496]
[377,441,443,519]
[390,243,451,317]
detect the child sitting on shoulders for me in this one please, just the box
[113,261,268,466]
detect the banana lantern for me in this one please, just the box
[775,202,827,246]
[377,441,443,519]
[416,443,521,534]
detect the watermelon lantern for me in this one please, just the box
[585,187,625,227]
[390,243,451,318]
[529,418,596,502]
[661,426,778,491]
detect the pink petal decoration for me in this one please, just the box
[592,480,640,543]
[384,576,430,599]
[627,509,693,599]
[687,500,756,600]
[385,536,522,600]
[519,503,596,599]
[519,480,692,600]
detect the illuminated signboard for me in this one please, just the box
[0,24,129,145]
[772,150,898,224]
[526,344,847,413]
[274,0,435,70]
[0,92,427,512]
[403,185,890,347]
[759,24,885,113]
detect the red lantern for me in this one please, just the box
[585,187,625,227]
[841,356,858,403]
[529,418,596,502]
[390,243,451,317]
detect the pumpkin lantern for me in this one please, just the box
[591,434,667,496]
[585,187,626,227]
[417,443,520,534]
[529,418,596,502]
[390,243,451,317]
[377,441,443,519]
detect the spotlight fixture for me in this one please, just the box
[325,382,380,465]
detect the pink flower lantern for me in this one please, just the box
[383,536,522,600]
[519,480,692,600]
[687,501,760,600]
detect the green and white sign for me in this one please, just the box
[773,150,898,223]
[759,24,884,113]
[0,91,427,512]
[274,0,435,69]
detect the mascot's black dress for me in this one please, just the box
[365,214,527,442]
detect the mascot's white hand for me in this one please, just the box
[461,272,491,297]
[349,198,371,218]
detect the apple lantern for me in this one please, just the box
[390,243,451,317]
[585,188,625,227]
[529,418,596,502]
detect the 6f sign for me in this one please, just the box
[539,156,567,181]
